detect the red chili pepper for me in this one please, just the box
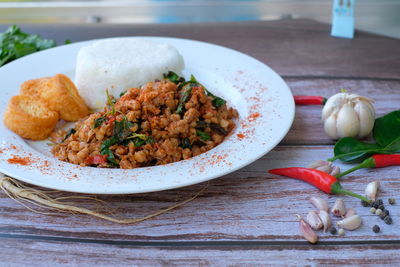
[105,115,116,125]
[336,154,400,178]
[294,96,326,105]
[85,154,107,165]
[268,167,370,202]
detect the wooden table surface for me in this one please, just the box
[1,19,400,266]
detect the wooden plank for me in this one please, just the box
[1,19,399,79]
[1,238,400,266]
[1,146,398,241]
[283,78,400,145]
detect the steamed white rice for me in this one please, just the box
[75,38,184,110]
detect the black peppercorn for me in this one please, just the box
[329,227,337,235]
[379,210,389,219]
[372,201,379,209]
[372,225,380,233]
[384,216,393,225]
[388,198,396,205]
[378,199,383,206]
[378,204,385,211]
[361,200,370,207]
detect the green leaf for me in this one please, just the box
[210,123,228,135]
[100,136,119,167]
[196,130,211,141]
[331,137,381,162]
[63,128,76,141]
[211,97,226,108]
[113,117,134,142]
[373,110,400,148]
[175,84,193,115]
[331,110,400,163]
[180,137,192,149]
[383,136,400,152]
[163,71,185,84]
[94,117,107,129]
[132,138,146,147]
[0,25,57,66]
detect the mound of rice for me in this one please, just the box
[75,38,184,110]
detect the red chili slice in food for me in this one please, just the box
[85,154,107,165]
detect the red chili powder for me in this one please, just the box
[237,133,245,139]
[249,112,260,122]
[7,156,32,166]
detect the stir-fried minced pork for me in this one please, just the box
[52,76,238,169]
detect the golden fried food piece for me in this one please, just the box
[36,74,89,121]
[4,95,59,140]
[19,77,50,98]
[20,74,89,122]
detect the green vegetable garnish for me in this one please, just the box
[189,75,226,108]
[196,130,211,141]
[163,71,185,84]
[94,117,107,129]
[119,91,127,98]
[210,123,227,135]
[127,133,154,147]
[100,136,119,167]
[105,89,116,115]
[113,117,134,142]
[63,128,76,141]
[330,110,400,162]
[176,84,193,115]
[180,137,192,149]
[0,25,57,67]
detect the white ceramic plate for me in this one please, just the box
[0,37,294,194]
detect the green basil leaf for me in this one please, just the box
[210,123,227,135]
[163,71,185,84]
[196,130,211,141]
[100,136,119,167]
[373,110,400,148]
[180,137,192,149]
[94,117,107,129]
[63,128,76,141]
[113,117,133,142]
[175,84,193,115]
[331,137,381,162]
[212,97,226,108]
[100,136,119,154]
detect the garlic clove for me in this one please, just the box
[324,113,339,139]
[315,165,332,174]
[332,198,346,217]
[307,211,323,230]
[354,101,375,138]
[337,215,362,230]
[344,207,356,218]
[322,93,347,120]
[297,214,318,244]
[336,103,360,138]
[308,160,329,169]
[365,181,380,201]
[318,210,332,233]
[330,165,341,177]
[310,196,329,212]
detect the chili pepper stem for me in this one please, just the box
[335,157,375,178]
[331,182,371,203]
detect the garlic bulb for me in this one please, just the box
[322,92,375,139]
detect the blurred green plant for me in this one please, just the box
[0,25,56,66]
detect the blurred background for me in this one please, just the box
[0,0,399,38]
